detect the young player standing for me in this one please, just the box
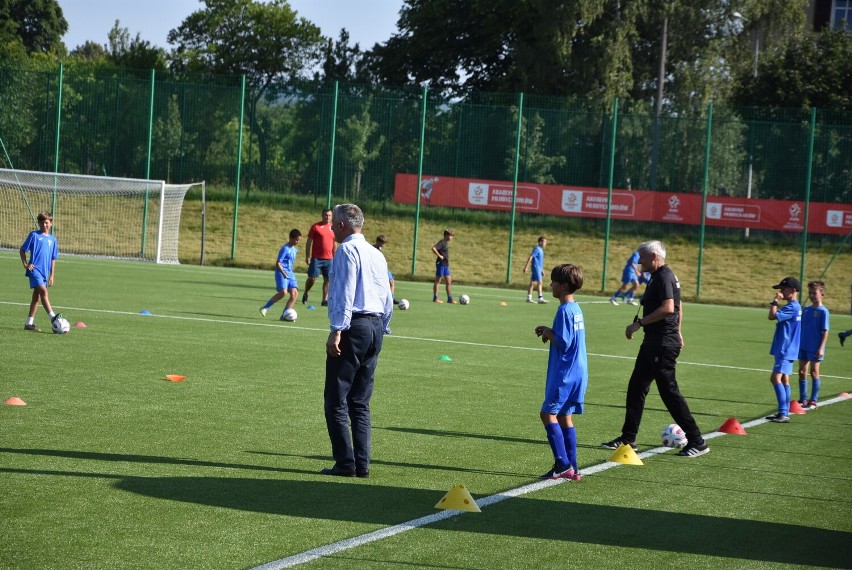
[431,229,456,304]
[523,236,549,304]
[534,264,587,480]
[766,276,802,423]
[20,211,62,332]
[797,280,830,410]
[260,229,302,319]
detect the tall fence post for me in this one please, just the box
[231,75,246,260]
[141,68,156,257]
[696,102,714,298]
[506,92,524,284]
[800,107,816,282]
[51,62,64,219]
[326,81,339,208]
[412,86,428,276]
[601,97,619,292]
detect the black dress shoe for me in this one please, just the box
[320,466,355,477]
[356,470,369,479]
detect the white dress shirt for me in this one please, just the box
[328,233,393,333]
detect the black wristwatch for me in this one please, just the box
[770,300,779,306]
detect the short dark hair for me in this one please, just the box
[37,211,53,223]
[289,228,302,239]
[538,236,547,244]
[550,264,583,294]
[375,235,387,244]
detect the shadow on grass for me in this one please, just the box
[99,476,848,568]
[376,426,543,445]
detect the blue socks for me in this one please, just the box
[811,378,821,402]
[544,423,568,468]
[562,426,578,472]
[799,378,807,402]
[773,383,789,416]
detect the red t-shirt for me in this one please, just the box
[308,222,335,259]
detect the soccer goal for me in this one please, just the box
[0,168,203,264]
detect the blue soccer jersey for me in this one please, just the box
[800,305,830,353]
[770,300,802,361]
[530,245,544,273]
[543,301,589,414]
[20,230,58,282]
[621,251,640,283]
[275,244,298,290]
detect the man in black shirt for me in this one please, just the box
[601,240,709,458]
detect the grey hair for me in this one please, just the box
[637,240,666,260]
[333,204,364,230]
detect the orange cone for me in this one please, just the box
[718,417,747,435]
[4,397,27,406]
[789,400,806,414]
[164,374,186,382]
[840,392,850,398]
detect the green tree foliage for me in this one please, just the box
[337,95,385,198]
[106,21,168,71]
[0,0,67,54]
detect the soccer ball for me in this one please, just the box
[281,308,298,322]
[398,299,410,310]
[459,294,470,305]
[52,317,70,334]
[661,424,687,448]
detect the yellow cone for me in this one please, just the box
[609,443,643,465]
[435,484,481,512]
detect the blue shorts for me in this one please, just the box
[541,400,583,416]
[798,349,823,362]
[621,268,638,285]
[435,263,451,278]
[772,357,794,375]
[530,266,543,282]
[308,258,332,279]
[26,269,47,288]
[275,273,298,292]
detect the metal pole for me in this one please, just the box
[231,75,246,259]
[412,86,427,276]
[601,98,619,292]
[696,103,713,298]
[51,62,64,220]
[800,107,816,283]
[506,92,524,284]
[141,68,155,257]
[326,81,339,208]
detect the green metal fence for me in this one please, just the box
[1,65,849,300]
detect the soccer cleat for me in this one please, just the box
[796,399,806,408]
[320,300,328,307]
[539,464,575,480]
[676,441,709,457]
[259,307,268,317]
[302,292,308,305]
[24,324,41,332]
[628,299,639,306]
[538,298,548,304]
[765,413,790,423]
[600,437,637,451]
[804,400,818,410]
[609,298,619,306]
[568,471,582,481]
[526,298,535,303]
[840,332,847,347]
[448,299,458,304]
[51,313,63,323]
[433,298,443,304]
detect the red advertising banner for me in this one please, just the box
[398,174,852,235]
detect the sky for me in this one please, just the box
[59,0,404,52]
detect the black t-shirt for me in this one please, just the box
[642,264,681,347]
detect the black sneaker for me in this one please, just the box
[769,414,790,423]
[302,292,308,305]
[600,437,637,451]
[321,300,328,307]
[676,440,709,457]
[539,464,575,480]
[24,324,41,332]
[51,313,63,323]
[765,412,788,421]
[840,332,847,347]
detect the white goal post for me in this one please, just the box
[0,168,203,264]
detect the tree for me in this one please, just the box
[106,21,168,71]
[153,94,196,181]
[168,0,325,182]
[0,0,67,54]
[317,28,373,84]
[337,95,385,198]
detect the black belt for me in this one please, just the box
[352,313,382,319]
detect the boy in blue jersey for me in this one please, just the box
[766,276,802,423]
[609,250,641,306]
[797,281,829,410]
[523,236,548,304]
[259,229,302,319]
[534,263,587,480]
[19,211,62,332]
[431,229,455,303]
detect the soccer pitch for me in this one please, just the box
[1,253,851,569]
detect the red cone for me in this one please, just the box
[718,417,747,435]
[789,400,806,414]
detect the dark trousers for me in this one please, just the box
[324,316,384,472]
[620,343,702,443]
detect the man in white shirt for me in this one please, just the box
[321,204,393,478]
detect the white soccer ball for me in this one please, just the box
[397,299,409,310]
[52,317,70,334]
[459,294,470,305]
[282,308,298,322]
[661,424,687,448]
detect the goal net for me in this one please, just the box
[0,168,201,264]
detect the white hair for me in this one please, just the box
[333,203,364,230]
[638,240,666,260]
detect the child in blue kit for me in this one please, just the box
[259,229,302,319]
[766,276,802,423]
[609,250,641,306]
[797,280,830,410]
[20,211,62,332]
[523,236,548,304]
[534,263,588,480]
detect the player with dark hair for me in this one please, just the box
[20,211,62,332]
[797,280,829,410]
[260,229,302,320]
[766,276,802,423]
[431,229,456,304]
[524,236,549,304]
[535,263,587,480]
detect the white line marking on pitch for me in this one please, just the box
[253,394,851,569]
